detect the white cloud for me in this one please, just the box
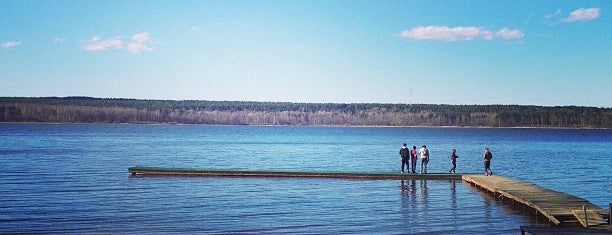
[84,36,123,51]
[1,41,21,49]
[54,37,67,43]
[562,8,600,22]
[401,26,523,41]
[126,32,152,54]
[84,32,153,54]
[496,28,524,39]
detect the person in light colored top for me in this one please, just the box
[419,145,429,174]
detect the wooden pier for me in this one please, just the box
[128,167,611,232]
[128,167,463,180]
[462,174,610,229]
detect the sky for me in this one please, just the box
[1,1,610,107]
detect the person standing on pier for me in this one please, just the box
[400,143,410,173]
[483,147,493,176]
[449,149,458,174]
[410,146,418,173]
[419,145,429,174]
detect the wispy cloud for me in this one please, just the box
[401,26,523,41]
[562,8,600,22]
[189,25,200,32]
[85,36,123,51]
[544,9,562,19]
[126,32,153,54]
[495,28,524,39]
[54,37,67,43]
[1,41,21,49]
[84,32,153,54]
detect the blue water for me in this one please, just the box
[1,124,610,233]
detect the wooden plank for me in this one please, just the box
[462,174,607,227]
[572,209,608,228]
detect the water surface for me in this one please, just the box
[1,124,610,233]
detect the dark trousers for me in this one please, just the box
[421,159,428,173]
[401,159,409,172]
[411,159,417,173]
[484,160,492,175]
[449,161,456,173]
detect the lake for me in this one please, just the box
[1,124,610,233]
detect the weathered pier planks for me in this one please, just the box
[462,174,609,229]
[573,209,609,228]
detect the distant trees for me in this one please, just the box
[1,97,611,128]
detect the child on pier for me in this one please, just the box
[449,149,458,174]
[484,147,493,176]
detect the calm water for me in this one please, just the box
[1,124,610,234]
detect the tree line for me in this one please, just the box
[1,97,610,128]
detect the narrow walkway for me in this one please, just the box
[462,174,609,228]
[128,166,463,180]
[128,167,611,230]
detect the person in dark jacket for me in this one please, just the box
[484,147,493,176]
[449,149,458,174]
[399,143,410,173]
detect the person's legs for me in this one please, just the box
[484,161,487,175]
[420,160,424,173]
[411,160,416,173]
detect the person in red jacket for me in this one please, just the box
[410,146,418,173]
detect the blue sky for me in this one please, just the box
[1,1,610,107]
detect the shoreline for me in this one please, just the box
[1,121,610,130]
[3,97,610,128]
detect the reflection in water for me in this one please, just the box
[450,180,458,223]
[400,180,419,210]
[420,180,428,200]
[483,193,493,223]
[450,180,457,210]
[400,180,428,212]
[410,179,417,205]
[400,180,476,233]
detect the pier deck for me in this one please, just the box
[128,167,610,230]
[462,175,609,228]
[128,167,463,180]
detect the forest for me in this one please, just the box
[1,97,611,128]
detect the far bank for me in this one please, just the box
[2,97,611,128]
